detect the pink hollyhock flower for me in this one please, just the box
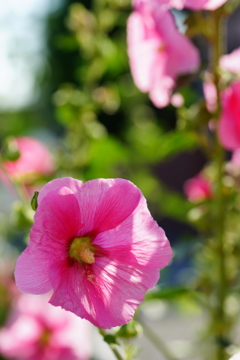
[218,80,240,150]
[220,47,240,75]
[0,293,91,360]
[2,137,55,183]
[127,1,199,108]
[15,177,172,329]
[154,0,227,10]
[184,174,212,202]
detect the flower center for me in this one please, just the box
[158,44,166,52]
[39,328,52,346]
[69,237,95,264]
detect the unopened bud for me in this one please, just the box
[116,320,142,339]
[31,191,39,211]
[2,137,20,161]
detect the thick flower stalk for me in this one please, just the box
[15,177,172,329]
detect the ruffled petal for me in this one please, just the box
[127,12,160,92]
[94,196,172,269]
[76,178,141,235]
[49,257,160,329]
[15,246,53,294]
[38,177,83,205]
[31,186,82,249]
[83,258,160,328]
[49,260,90,321]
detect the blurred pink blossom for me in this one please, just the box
[2,137,55,183]
[171,93,184,107]
[230,150,240,169]
[226,150,240,177]
[184,174,212,202]
[220,47,240,74]
[154,0,227,10]
[127,0,199,107]
[0,293,92,360]
[203,80,217,113]
[218,80,240,150]
[15,177,172,328]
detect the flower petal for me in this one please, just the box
[38,177,83,205]
[49,257,160,329]
[94,196,172,269]
[84,258,160,328]
[15,246,52,294]
[76,178,141,235]
[31,186,82,249]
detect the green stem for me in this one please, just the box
[211,9,227,360]
[139,318,177,360]
[98,328,124,360]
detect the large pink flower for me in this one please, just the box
[154,0,227,10]
[0,293,91,360]
[15,177,172,329]
[2,137,55,182]
[127,0,199,107]
[184,174,212,202]
[218,81,240,150]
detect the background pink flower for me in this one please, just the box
[220,47,240,74]
[0,293,92,360]
[203,79,217,113]
[127,0,199,107]
[184,174,212,202]
[218,80,240,150]
[153,0,227,10]
[2,137,55,183]
[15,177,172,329]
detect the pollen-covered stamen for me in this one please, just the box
[79,247,95,264]
[69,237,95,265]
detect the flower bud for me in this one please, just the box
[31,191,39,211]
[116,320,142,339]
[2,137,20,162]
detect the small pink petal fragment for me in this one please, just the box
[220,48,240,74]
[171,93,184,108]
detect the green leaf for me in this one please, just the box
[156,131,198,162]
[145,287,190,301]
[103,334,120,346]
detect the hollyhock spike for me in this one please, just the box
[15,177,172,329]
